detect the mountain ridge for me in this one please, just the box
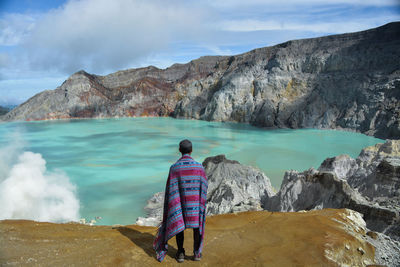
[3,22,400,139]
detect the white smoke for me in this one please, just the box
[0,142,80,222]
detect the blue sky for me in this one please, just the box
[0,0,399,104]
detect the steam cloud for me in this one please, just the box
[0,143,80,222]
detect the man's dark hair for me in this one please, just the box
[179,139,192,154]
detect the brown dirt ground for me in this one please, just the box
[0,209,375,266]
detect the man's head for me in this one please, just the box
[179,139,192,155]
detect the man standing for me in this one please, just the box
[153,139,208,263]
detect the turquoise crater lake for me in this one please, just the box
[0,117,383,225]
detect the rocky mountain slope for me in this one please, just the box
[0,106,9,116]
[3,22,399,139]
[266,140,400,243]
[0,209,377,266]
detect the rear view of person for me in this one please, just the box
[153,139,208,263]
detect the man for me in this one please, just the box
[153,139,208,263]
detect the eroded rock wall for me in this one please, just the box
[266,140,400,243]
[3,23,400,139]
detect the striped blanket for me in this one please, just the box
[153,154,208,262]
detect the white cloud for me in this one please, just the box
[220,17,400,33]
[0,53,9,68]
[1,0,398,83]
[20,0,209,74]
[208,0,400,8]
[204,45,233,56]
[0,13,37,46]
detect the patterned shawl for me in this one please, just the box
[153,154,208,262]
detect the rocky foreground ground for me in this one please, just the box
[0,209,380,266]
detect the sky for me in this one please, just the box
[0,0,399,105]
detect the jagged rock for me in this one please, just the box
[263,140,400,265]
[4,23,400,139]
[266,168,364,211]
[350,141,400,201]
[203,154,275,215]
[318,154,358,180]
[135,192,164,227]
[315,140,400,211]
[266,140,400,241]
[363,231,400,267]
[135,155,275,226]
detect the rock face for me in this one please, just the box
[349,140,400,203]
[364,230,400,267]
[266,140,400,243]
[135,192,164,227]
[135,155,275,226]
[3,22,400,139]
[203,155,275,214]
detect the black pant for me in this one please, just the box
[176,228,200,253]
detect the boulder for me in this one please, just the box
[203,155,275,215]
[136,155,275,226]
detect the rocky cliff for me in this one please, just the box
[138,140,400,266]
[265,140,400,266]
[266,140,400,242]
[3,22,400,139]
